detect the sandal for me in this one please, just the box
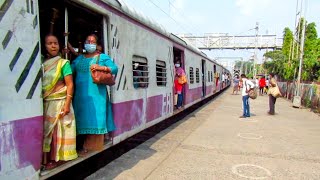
[78,149,89,157]
[44,161,59,170]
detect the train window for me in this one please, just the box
[196,68,200,83]
[156,60,167,86]
[211,72,213,82]
[189,67,194,84]
[208,71,210,82]
[214,65,216,73]
[132,56,149,89]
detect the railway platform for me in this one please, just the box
[86,90,320,180]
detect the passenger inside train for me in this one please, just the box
[71,34,118,156]
[39,0,117,170]
[174,58,187,109]
[42,34,78,170]
[133,62,143,88]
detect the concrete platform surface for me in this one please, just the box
[86,91,320,180]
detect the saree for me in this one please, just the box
[42,56,78,161]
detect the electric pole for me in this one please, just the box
[253,22,259,79]
[296,18,306,96]
[293,0,307,108]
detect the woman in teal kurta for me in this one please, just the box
[72,34,118,154]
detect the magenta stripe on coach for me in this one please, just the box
[185,87,202,105]
[112,99,143,136]
[146,95,163,122]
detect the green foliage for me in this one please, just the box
[282,28,294,58]
[234,61,254,76]
[302,22,320,81]
[305,98,311,108]
[306,22,318,40]
[263,18,320,82]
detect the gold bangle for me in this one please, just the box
[67,94,73,98]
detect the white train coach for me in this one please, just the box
[0,0,230,179]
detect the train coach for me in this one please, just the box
[0,0,230,179]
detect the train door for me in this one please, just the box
[202,59,206,97]
[38,0,106,171]
[173,47,185,109]
[39,1,104,60]
[213,64,217,91]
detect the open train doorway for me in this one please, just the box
[38,0,105,172]
[38,0,104,61]
[173,47,185,109]
[202,59,206,97]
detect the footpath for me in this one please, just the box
[87,90,320,180]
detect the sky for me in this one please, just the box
[122,0,320,70]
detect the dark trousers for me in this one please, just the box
[269,95,277,114]
[242,95,250,117]
[259,87,264,95]
[177,93,183,107]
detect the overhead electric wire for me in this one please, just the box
[166,0,204,35]
[146,0,193,34]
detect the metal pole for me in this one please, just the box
[290,0,300,62]
[296,18,306,96]
[64,8,68,60]
[253,22,259,79]
[293,0,307,108]
[295,0,303,59]
[240,58,243,75]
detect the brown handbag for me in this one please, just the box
[91,55,115,86]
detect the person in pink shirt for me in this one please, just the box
[174,60,186,109]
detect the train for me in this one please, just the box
[0,0,230,179]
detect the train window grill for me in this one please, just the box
[31,0,34,14]
[132,56,149,89]
[196,68,200,83]
[156,60,167,86]
[189,67,194,84]
[214,65,216,73]
[211,72,213,82]
[208,71,210,82]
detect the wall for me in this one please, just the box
[278,82,320,111]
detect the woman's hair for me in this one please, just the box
[86,34,99,44]
[43,34,60,58]
[44,34,56,42]
[269,73,275,77]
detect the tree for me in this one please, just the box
[282,27,294,58]
[263,20,320,82]
[263,50,287,79]
[302,22,320,81]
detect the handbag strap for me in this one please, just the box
[95,54,100,65]
[245,80,253,91]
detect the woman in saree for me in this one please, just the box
[72,34,118,155]
[42,34,77,169]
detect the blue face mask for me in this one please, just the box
[84,44,96,53]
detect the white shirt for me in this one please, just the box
[242,78,255,96]
[255,79,259,88]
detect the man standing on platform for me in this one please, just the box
[240,74,254,118]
